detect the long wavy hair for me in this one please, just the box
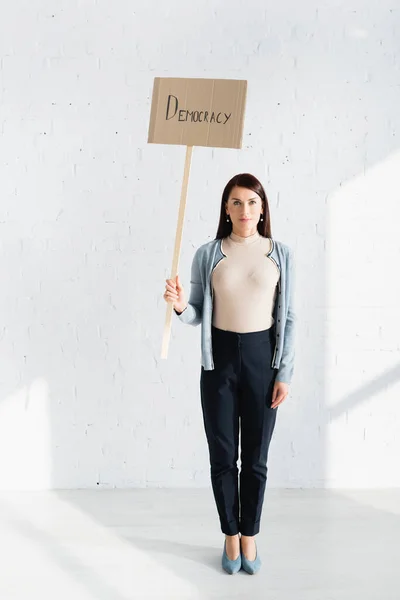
[215,173,272,240]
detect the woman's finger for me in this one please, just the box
[166,286,177,295]
[271,393,287,408]
[164,292,178,301]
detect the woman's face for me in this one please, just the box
[225,186,263,234]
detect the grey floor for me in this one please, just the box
[0,488,399,599]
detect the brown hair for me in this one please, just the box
[215,173,272,239]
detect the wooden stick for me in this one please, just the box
[161,145,193,359]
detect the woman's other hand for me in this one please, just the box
[271,380,289,409]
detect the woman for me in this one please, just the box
[163,173,296,575]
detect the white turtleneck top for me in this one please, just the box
[211,230,280,333]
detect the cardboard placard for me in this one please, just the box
[148,77,247,149]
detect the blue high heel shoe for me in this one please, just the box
[240,539,261,574]
[221,540,241,574]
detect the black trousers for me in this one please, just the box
[200,325,278,536]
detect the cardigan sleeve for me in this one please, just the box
[276,247,296,384]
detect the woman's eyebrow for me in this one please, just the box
[231,197,258,201]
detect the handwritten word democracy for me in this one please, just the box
[165,95,231,125]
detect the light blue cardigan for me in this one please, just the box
[175,237,296,384]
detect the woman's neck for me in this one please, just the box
[229,229,260,244]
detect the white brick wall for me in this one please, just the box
[0,1,399,490]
